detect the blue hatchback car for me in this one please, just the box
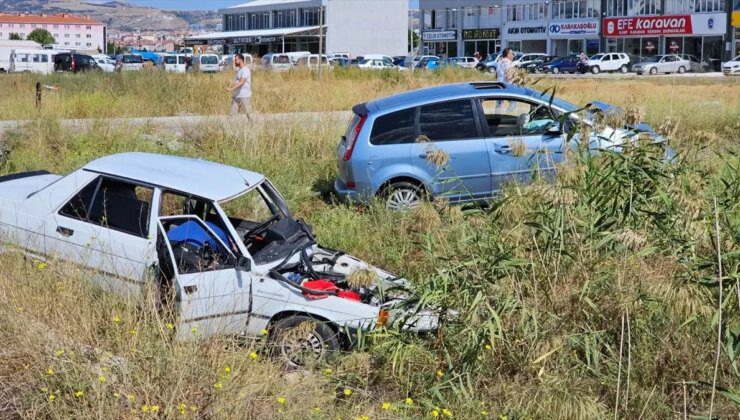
[334,82,663,210]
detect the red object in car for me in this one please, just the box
[302,279,360,301]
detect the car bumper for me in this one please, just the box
[334,178,370,204]
[723,68,739,75]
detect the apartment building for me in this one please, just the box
[0,12,106,52]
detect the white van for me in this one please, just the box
[283,51,311,66]
[92,54,116,73]
[261,53,291,71]
[162,54,188,73]
[196,54,220,73]
[9,49,64,74]
[0,40,41,72]
[295,54,332,70]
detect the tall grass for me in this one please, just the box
[0,73,738,419]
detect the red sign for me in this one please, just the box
[602,15,693,36]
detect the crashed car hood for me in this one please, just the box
[587,101,657,136]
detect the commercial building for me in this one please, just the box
[419,0,733,65]
[0,12,106,52]
[185,0,408,57]
[733,0,740,57]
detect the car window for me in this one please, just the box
[480,98,558,137]
[419,100,478,141]
[60,177,153,237]
[370,108,415,145]
[602,55,611,61]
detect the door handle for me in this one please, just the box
[497,145,512,154]
[184,285,198,295]
[418,153,429,158]
[56,226,74,237]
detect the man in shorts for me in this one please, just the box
[226,53,252,119]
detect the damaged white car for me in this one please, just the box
[0,153,438,364]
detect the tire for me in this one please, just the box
[620,65,628,74]
[382,181,425,210]
[552,67,559,74]
[270,315,340,368]
[591,66,600,74]
[649,67,657,75]
[678,66,685,74]
[487,66,496,74]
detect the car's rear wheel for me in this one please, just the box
[591,66,600,74]
[552,67,559,74]
[620,65,628,74]
[383,181,425,211]
[678,66,686,74]
[270,315,340,368]
[649,67,658,75]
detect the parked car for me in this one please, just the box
[408,55,439,68]
[357,58,406,71]
[334,57,359,68]
[115,54,144,71]
[334,82,669,210]
[162,54,188,73]
[632,54,690,75]
[54,53,99,73]
[513,53,549,69]
[295,54,332,70]
[475,51,523,73]
[9,49,66,74]
[0,153,439,365]
[330,52,350,60]
[679,54,709,72]
[523,55,558,73]
[195,54,220,73]
[262,53,291,71]
[445,56,478,69]
[583,52,631,74]
[392,56,407,66]
[538,56,580,74]
[722,55,740,76]
[284,51,311,66]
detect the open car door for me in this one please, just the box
[157,215,252,340]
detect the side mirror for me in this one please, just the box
[236,255,251,271]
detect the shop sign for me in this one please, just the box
[506,25,547,36]
[733,11,740,27]
[462,28,501,40]
[668,39,680,52]
[207,38,226,46]
[422,30,457,41]
[548,20,599,37]
[603,13,726,36]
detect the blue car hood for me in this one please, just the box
[588,101,656,135]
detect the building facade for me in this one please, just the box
[186,0,408,57]
[0,13,105,52]
[419,0,733,65]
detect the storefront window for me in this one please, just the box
[703,36,723,71]
[568,39,582,55]
[642,37,660,59]
[665,37,683,54]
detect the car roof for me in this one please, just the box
[364,82,543,114]
[84,152,264,202]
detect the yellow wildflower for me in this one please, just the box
[166,323,174,330]
[442,408,453,417]
[129,329,137,335]
[48,394,56,402]
[357,416,369,420]
[431,409,440,417]
[276,396,286,404]
[382,402,391,410]
[178,403,187,414]
[213,382,223,390]
[485,344,492,351]
[405,397,414,405]
[190,327,198,334]
[151,405,159,413]
[261,329,269,335]
[46,367,54,375]
[127,394,135,402]
[480,410,489,416]
[343,388,353,396]
[54,349,65,357]
[75,391,84,398]
[223,366,231,373]
[98,375,106,383]
[38,262,48,270]
[111,315,121,324]
[323,368,333,375]
[141,405,150,412]
[249,351,258,360]
[436,370,444,378]
[312,407,321,413]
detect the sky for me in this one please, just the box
[122,0,419,11]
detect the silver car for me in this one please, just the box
[632,54,690,75]
[679,54,709,72]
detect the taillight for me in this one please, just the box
[342,115,366,161]
[71,58,76,71]
[346,181,356,189]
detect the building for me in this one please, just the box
[185,0,409,57]
[419,0,733,66]
[0,13,106,53]
[731,0,740,57]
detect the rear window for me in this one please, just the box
[201,55,218,64]
[123,55,142,64]
[370,108,415,145]
[419,100,478,141]
[164,56,177,64]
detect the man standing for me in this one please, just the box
[226,53,252,119]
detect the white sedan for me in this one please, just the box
[722,55,740,76]
[0,153,437,365]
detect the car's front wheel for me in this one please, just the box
[552,67,559,74]
[678,66,686,74]
[649,67,658,75]
[383,181,425,210]
[591,66,600,74]
[620,65,628,73]
[270,315,340,368]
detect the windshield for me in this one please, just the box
[645,56,663,62]
[275,55,290,64]
[123,55,142,63]
[590,54,604,60]
[732,55,740,62]
[201,55,218,64]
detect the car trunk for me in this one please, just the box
[336,104,366,186]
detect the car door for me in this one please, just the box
[478,97,564,193]
[47,175,157,296]
[410,99,492,201]
[157,215,254,339]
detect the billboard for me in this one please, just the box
[603,13,726,37]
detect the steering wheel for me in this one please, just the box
[245,213,280,240]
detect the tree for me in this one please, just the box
[106,41,123,55]
[27,29,55,45]
[408,30,420,54]
[9,32,22,40]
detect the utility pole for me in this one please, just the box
[317,4,324,80]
